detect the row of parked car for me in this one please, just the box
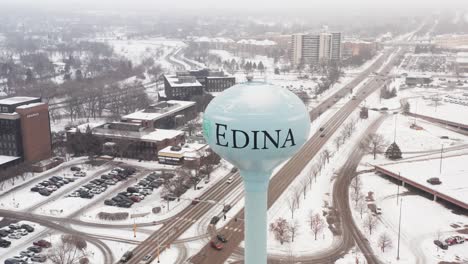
[434,235,466,250]
[30,176,76,196]
[3,239,51,264]
[67,167,136,199]
[104,171,170,208]
[0,223,35,248]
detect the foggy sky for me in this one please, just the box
[2,0,467,10]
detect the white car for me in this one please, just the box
[74,171,86,177]
[8,233,21,239]
[16,229,29,236]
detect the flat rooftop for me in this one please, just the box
[165,75,203,88]
[0,96,40,106]
[90,123,184,143]
[122,100,196,122]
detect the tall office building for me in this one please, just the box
[0,97,52,169]
[290,32,342,66]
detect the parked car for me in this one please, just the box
[104,200,117,206]
[8,224,21,230]
[230,167,238,173]
[130,196,141,203]
[19,250,35,257]
[226,176,234,184]
[8,233,21,239]
[74,171,86,177]
[27,246,42,253]
[4,258,25,264]
[30,254,47,262]
[434,239,448,249]
[21,224,34,232]
[210,240,223,250]
[16,229,28,236]
[0,229,9,237]
[427,177,442,185]
[70,166,81,171]
[445,236,465,245]
[33,240,52,248]
[0,239,11,248]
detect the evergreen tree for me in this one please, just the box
[258,61,265,72]
[385,142,402,160]
[25,68,34,83]
[252,62,257,69]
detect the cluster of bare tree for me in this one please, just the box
[333,118,359,151]
[360,133,387,160]
[269,211,325,245]
[0,162,34,188]
[48,234,89,264]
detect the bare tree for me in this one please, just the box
[308,211,325,240]
[289,220,300,242]
[270,218,291,245]
[360,133,387,160]
[350,176,363,206]
[363,213,379,235]
[307,168,314,190]
[48,235,88,264]
[334,136,343,150]
[287,193,298,219]
[321,149,332,164]
[293,186,302,209]
[377,232,393,252]
[355,197,368,219]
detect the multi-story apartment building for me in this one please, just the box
[290,32,342,66]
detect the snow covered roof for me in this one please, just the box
[0,155,20,165]
[91,125,183,143]
[237,39,277,46]
[15,102,46,109]
[158,143,209,158]
[0,96,39,106]
[164,75,203,88]
[122,100,196,122]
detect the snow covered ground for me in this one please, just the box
[351,172,468,264]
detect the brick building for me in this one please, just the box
[0,97,52,169]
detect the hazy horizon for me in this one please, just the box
[1,0,467,11]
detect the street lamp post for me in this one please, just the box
[397,172,400,205]
[397,197,403,260]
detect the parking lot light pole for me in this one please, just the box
[397,197,403,260]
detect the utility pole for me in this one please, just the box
[397,172,400,205]
[397,197,403,260]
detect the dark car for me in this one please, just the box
[222,204,232,213]
[0,239,11,248]
[217,234,228,243]
[104,200,117,206]
[70,166,81,171]
[4,258,24,264]
[127,187,139,193]
[30,186,42,192]
[434,239,448,250]
[0,230,9,237]
[80,192,94,199]
[427,177,442,185]
[117,202,133,208]
[27,246,43,253]
[30,254,46,262]
[33,240,52,248]
[210,216,220,225]
[120,251,133,263]
[39,189,51,196]
[319,127,325,132]
[21,224,34,233]
[230,167,238,173]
